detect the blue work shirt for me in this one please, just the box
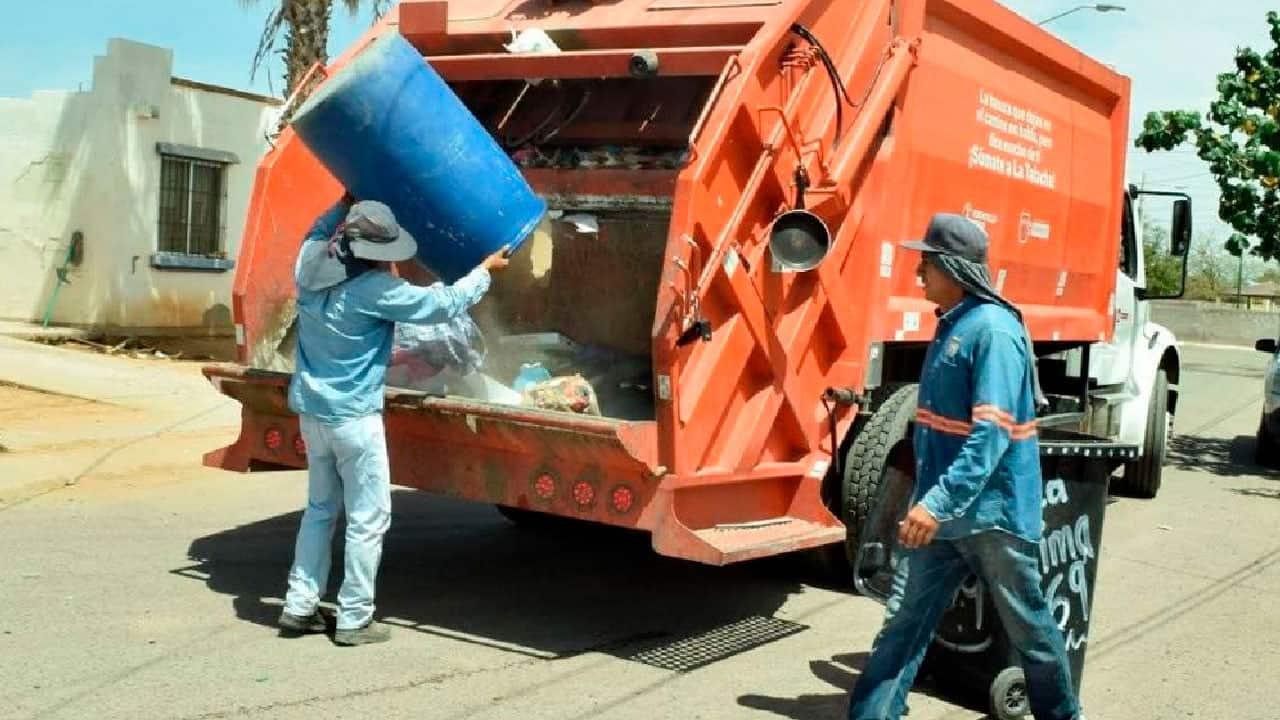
[914,296,1044,542]
[287,202,491,423]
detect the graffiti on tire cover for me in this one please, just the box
[935,478,1094,654]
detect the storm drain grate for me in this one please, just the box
[622,615,808,672]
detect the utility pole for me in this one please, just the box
[1238,251,1245,308]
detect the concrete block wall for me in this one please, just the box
[1151,300,1280,347]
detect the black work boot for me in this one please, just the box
[277,609,328,635]
[334,620,391,646]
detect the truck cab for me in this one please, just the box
[1086,187,1191,497]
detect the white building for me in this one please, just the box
[0,38,279,335]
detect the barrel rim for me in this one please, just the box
[292,30,406,124]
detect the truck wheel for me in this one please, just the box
[1116,369,1169,499]
[989,667,1030,720]
[841,384,919,563]
[1256,417,1280,468]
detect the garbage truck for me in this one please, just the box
[204,0,1192,568]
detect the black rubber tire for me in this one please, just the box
[840,384,919,561]
[808,384,918,583]
[1116,369,1169,499]
[1256,416,1280,468]
[989,666,1030,720]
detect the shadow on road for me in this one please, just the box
[1167,433,1276,478]
[1232,486,1280,500]
[738,651,996,720]
[175,490,812,670]
[738,653,866,720]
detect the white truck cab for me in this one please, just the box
[1079,186,1191,497]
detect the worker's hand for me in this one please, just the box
[481,246,512,272]
[898,504,940,549]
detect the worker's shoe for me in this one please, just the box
[277,608,328,635]
[334,620,391,646]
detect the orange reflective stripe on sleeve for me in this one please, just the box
[916,408,972,437]
[972,404,1037,440]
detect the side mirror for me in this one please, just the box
[1256,338,1277,354]
[1171,198,1192,256]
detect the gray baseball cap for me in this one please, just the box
[901,213,988,265]
[343,200,418,262]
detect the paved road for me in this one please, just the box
[1,344,1278,719]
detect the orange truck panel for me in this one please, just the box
[209,0,1131,565]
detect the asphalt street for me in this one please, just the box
[1,343,1277,720]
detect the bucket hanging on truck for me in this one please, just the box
[290,31,546,282]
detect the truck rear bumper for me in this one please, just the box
[202,364,844,565]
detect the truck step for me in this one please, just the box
[690,517,846,564]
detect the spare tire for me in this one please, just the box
[841,384,919,561]
[811,384,918,581]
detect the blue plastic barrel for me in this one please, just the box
[291,31,546,282]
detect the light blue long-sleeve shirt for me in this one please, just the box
[287,202,491,423]
[913,296,1044,542]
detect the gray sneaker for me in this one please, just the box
[278,609,328,635]
[334,621,391,646]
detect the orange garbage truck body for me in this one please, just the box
[205,0,1134,565]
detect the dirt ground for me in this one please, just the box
[45,335,239,363]
[0,343,241,509]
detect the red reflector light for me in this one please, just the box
[264,427,284,451]
[572,480,595,507]
[533,473,556,500]
[293,433,307,457]
[610,485,635,514]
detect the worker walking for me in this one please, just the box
[277,196,509,646]
[847,214,1082,719]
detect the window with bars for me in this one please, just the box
[158,155,226,256]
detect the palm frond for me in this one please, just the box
[340,0,391,18]
[244,0,392,96]
[249,5,287,85]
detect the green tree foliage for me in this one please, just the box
[1143,238,1186,296]
[1257,265,1280,284]
[1139,217,1184,296]
[1135,11,1280,260]
[1185,242,1235,300]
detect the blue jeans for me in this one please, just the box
[283,413,392,630]
[848,532,1080,720]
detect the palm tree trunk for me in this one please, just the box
[282,0,332,96]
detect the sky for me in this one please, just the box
[1000,0,1275,260]
[4,0,1277,262]
[1,0,382,100]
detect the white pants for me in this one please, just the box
[283,413,391,630]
